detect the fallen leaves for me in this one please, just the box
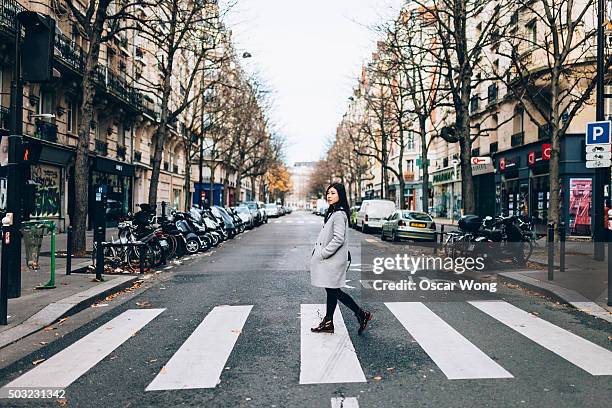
[136,301,151,308]
[58,317,69,325]
[32,358,46,365]
[56,398,68,406]
[39,341,48,346]
[43,326,57,332]
[372,375,382,381]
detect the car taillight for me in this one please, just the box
[398,220,406,227]
[365,214,369,222]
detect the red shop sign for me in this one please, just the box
[528,151,536,165]
[499,157,506,171]
[542,143,551,160]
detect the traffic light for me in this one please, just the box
[16,138,43,165]
[17,11,56,83]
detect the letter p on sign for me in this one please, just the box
[586,121,611,145]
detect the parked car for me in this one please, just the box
[355,199,396,233]
[381,210,436,242]
[265,203,279,217]
[235,205,255,229]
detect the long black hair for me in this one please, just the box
[323,183,351,224]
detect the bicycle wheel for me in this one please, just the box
[91,243,117,269]
[126,245,154,272]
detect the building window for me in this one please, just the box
[66,100,77,133]
[527,20,537,44]
[406,159,414,172]
[39,92,54,115]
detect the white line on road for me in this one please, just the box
[286,220,294,223]
[386,302,513,380]
[0,309,166,390]
[146,305,253,391]
[469,300,612,375]
[274,220,281,223]
[331,397,360,407]
[300,304,366,385]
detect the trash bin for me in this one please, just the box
[22,223,45,270]
[21,220,56,289]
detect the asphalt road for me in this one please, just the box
[0,211,610,408]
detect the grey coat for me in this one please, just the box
[310,210,349,288]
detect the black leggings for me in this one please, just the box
[325,288,362,320]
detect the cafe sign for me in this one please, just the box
[471,157,494,176]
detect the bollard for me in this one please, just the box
[96,242,104,281]
[547,222,555,281]
[559,221,566,273]
[139,243,145,275]
[161,201,167,222]
[66,225,73,275]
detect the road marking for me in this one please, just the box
[274,220,281,223]
[331,397,359,407]
[0,309,165,390]
[309,221,317,224]
[469,300,612,375]
[386,302,513,380]
[300,304,366,385]
[286,220,294,223]
[146,305,253,391]
[297,220,305,224]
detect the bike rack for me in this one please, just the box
[95,241,148,280]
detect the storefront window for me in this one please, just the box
[501,178,520,216]
[568,178,592,236]
[530,175,549,224]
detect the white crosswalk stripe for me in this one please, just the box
[146,305,253,391]
[300,304,367,384]
[386,302,513,379]
[470,300,612,376]
[0,309,165,392]
[331,397,360,407]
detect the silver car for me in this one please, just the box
[381,210,436,242]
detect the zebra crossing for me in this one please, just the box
[1,301,611,397]
[273,218,320,224]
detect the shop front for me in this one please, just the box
[89,157,135,227]
[472,158,496,217]
[29,139,74,231]
[431,166,461,220]
[494,136,594,236]
[194,182,223,206]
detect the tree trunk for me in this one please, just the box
[72,20,104,255]
[549,72,561,242]
[148,125,167,208]
[420,118,429,213]
[458,80,475,215]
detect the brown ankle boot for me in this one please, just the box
[311,319,334,333]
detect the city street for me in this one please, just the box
[0,211,610,407]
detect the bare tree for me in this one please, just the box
[138,0,223,207]
[414,0,505,214]
[63,0,142,254]
[497,0,608,237]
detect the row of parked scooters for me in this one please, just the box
[104,203,271,269]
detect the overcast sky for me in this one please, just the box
[220,0,405,166]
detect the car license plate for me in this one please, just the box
[410,222,427,228]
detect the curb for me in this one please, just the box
[498,272,612,323]
[0,275,141,349]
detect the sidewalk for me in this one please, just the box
[0,227,139,348]
[497,239,612,322]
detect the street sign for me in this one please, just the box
[586,144,611,153]
[586,121,611,144]
[0,178,6,210]
[542,144,551,160]
[587,152,612,161]
[586,159,612,168]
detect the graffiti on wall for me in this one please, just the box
[31,164,61,218]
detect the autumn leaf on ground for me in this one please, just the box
[136,301,151,308]
[373,375,382,381]
[39,341,48,345]
[43,327,57,332]
[32,358,46,365]
[58,317,68,325]
[386,367,395,371]
[56,398,68,406]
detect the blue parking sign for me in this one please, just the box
[586,121,611,145]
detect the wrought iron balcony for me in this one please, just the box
[0,0,24,35]
[511,131,525,147]
[487,83,498,104]
[54,32,85,72]
[0,105,9,130]
[34,121,58,143]
[95,139,108,156]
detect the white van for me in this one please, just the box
[355,199,396,232]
